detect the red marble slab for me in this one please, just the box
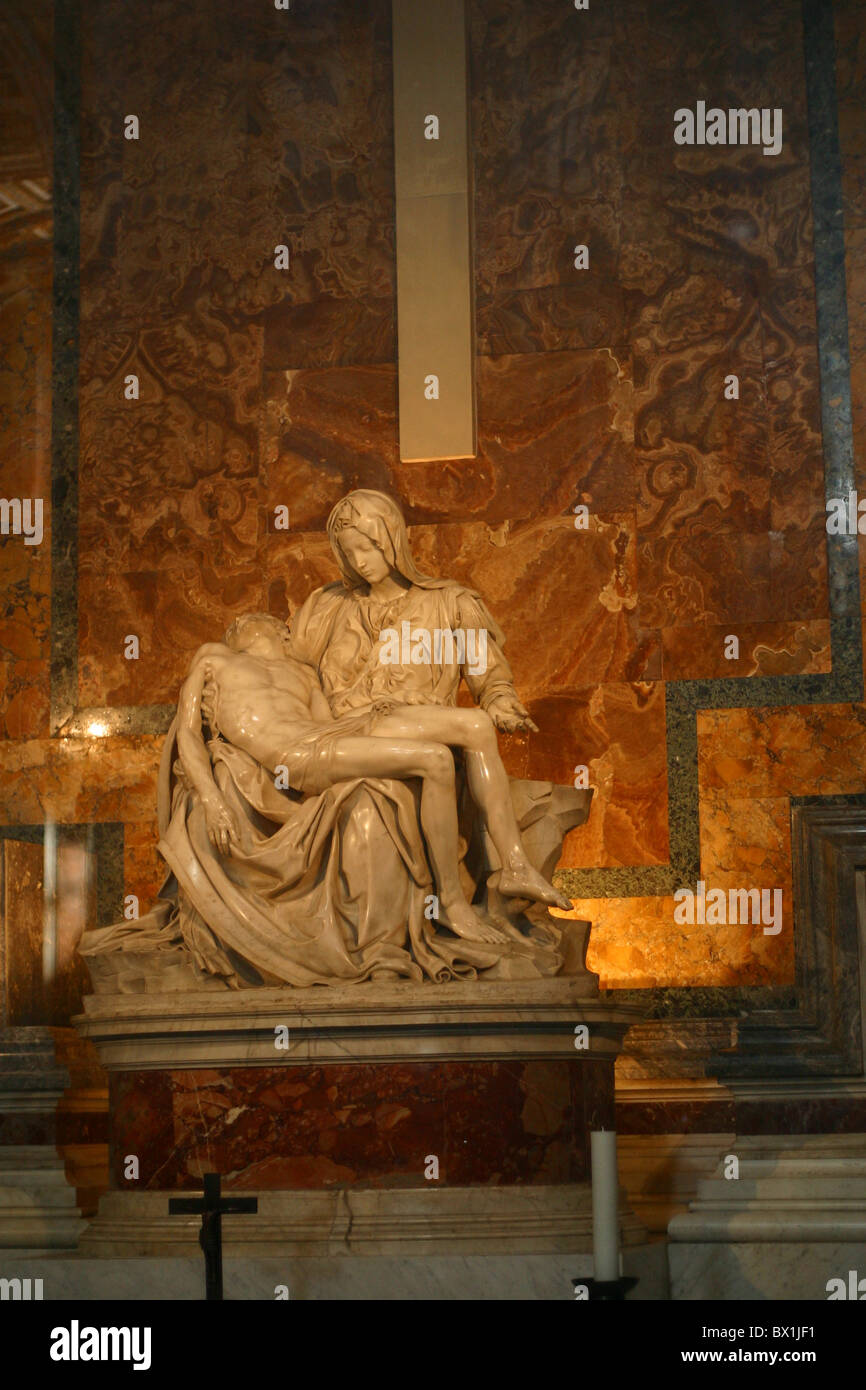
[108,1059,614,1190]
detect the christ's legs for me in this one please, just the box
[371,706,572,911]
[324,736,506,944]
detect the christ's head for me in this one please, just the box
[224,612,291,661]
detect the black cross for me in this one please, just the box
[169,1173,258,1301]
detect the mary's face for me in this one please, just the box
[338,526,391,584]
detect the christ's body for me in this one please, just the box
[177,614,570,947]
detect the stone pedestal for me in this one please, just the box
[0,1146,86,1251]
[74,975,645,1264]
[668,1132,866,1300]
[0,1028,85,1250]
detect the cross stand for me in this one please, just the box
[573,1276,639,1302]
[169,1172,258,1301]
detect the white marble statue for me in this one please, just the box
[82,490,590,988]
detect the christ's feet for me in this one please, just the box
[498,863,573,913]
[438,900,507,944]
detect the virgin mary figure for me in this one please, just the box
[290,490,538,734]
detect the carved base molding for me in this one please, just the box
[668,1134,866,1300]
[75,978,641,1069]
[78,1183,646,1259]
[0,1146,86,1250]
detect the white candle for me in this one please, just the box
[591,1128,620,1282]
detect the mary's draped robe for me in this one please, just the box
[289,578,518,719]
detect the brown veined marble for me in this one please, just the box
[639,523,829,642]
[0,239,52,737]
[577,890,791,990]
[406,515,655,693]
[660,620,831,681]
[698,705,866,798]
[470,0,620,297]
[639,530,775,628]
[476,279,629,358]
[78,318,264,704]
[526,684,668,869]
[762,268,826,532]
[616,0,813,278]
[80,0,128,329]
[123,820,164,914]
[698,791,794,984]
[836,0,866,170]
[0,659,50,739]
[262,295,395,371]
[81,0,396,326]
[0,736,161,826]
[263,349,633,531]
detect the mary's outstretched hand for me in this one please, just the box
[485,693,539,734]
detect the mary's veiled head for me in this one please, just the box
[326,490,432,590]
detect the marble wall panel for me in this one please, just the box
[762,268,827,534]
[262,349,633,532]
[470,0,620,298]
[580,889,787,990]
[698,705,866,800]
[0,737,160,828]
[109,1059,609,1190]
[407,516,655,694]
[526,685,668,869]
[78,315,264,704]
[697,792,794,983]
[660,620,831,682]
[79,0,129,330]
[242,0,395,319]
[123,819,164,911]
[0,250,52,740]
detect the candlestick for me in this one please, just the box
[590,1128,620,1282]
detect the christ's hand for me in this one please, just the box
[203,794,239,855]
[371,698,398,716]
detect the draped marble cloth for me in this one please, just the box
[82,710,563,989]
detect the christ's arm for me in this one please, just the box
[304,669,335,723]
[177,652,239,854]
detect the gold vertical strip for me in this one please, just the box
[391,0,476,462]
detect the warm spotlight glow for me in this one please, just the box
[87,719,109,738]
